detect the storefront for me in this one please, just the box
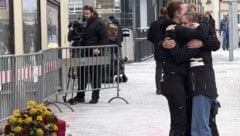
[0,0,68,55]
[0,0,13,55]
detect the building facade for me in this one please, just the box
[0,0,69,55]
[67,0,157,61]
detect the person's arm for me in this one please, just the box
[219,20,223,33]
[162,38,200,63]
[97,20,108,45]
[174,20,211,42]
[201,33,220,51]
[155,40,170,61]
[94,20,108,56]
[147,22,155,43]
[169,43,200,63]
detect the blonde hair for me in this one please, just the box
[187,3,197,12]
[108,20,118,30]
[108,20,118,41]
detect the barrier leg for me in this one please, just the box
[45,101,75,112]
[108,87,129,104]
[63,77,71,103]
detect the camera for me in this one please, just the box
[68,17,87,45]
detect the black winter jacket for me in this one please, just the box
[168,25,220,98]
[81,17,108,46]
[77,17,108,57]
[157,19,211,77]
[147,16,167,60]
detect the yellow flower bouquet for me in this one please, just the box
[2,101,59,136]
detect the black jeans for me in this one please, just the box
[162,73,191,136]
[77,65,101,100]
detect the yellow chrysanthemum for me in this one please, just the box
[42,107,48,112]
[18,118,24,124]
[27,100,36,107]
[9,116,18,123]
[4,101,60,136]
[44,110,52,116]
[24,117,32,124]
[35,104,46,109]
[53,124,58,131]
[13,126,22,133]
[36,116,43,121]
[36,128,44,136]
[29,108,37,115]
[13,109,20,117]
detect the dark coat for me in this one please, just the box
[147,16,167,60]
[81,17,108,46]
[168,25,220,98]
[76,17,108,57]
[157,19,211,77]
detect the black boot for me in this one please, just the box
[89,99,98,104]
[89,90,99,104]
[68,96,85,105]
[68,92,85,105]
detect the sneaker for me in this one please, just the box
[68,97,85,105]
[89,99,98,104]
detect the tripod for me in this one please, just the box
[63,67,78,103]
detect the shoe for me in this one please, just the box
[89,99,98,104]
[68,96,85,105]
[156,89,162,95]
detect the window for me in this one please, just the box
[47,1,60,48]
[0,0,13,55]
[22,0,41,53]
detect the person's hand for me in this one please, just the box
[166,25,176,31]
[93,48,100,55]
[189,22,200,29]
[187,39,203,49]
[162,37,176,49]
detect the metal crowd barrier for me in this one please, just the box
[0,44,128,123]
[0,53,43,121]
[58,45,128,104]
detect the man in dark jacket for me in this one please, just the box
[69,5,108,104]
[147,7,168,95]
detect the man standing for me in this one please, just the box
[69,5,108,104]
[147,7,168,95]
[220,13,229,51]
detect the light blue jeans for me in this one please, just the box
[191,95,213,136]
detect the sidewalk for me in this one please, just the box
[54,48,240,136]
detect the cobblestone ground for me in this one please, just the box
[52,49,240,136]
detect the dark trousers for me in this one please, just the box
[162,73,191,136]
[210,99,220,136]
[155,60,163,93]
[77,66,101,100]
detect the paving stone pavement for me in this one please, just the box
[52,48,240,136]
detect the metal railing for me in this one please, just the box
[0,44,128,124]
